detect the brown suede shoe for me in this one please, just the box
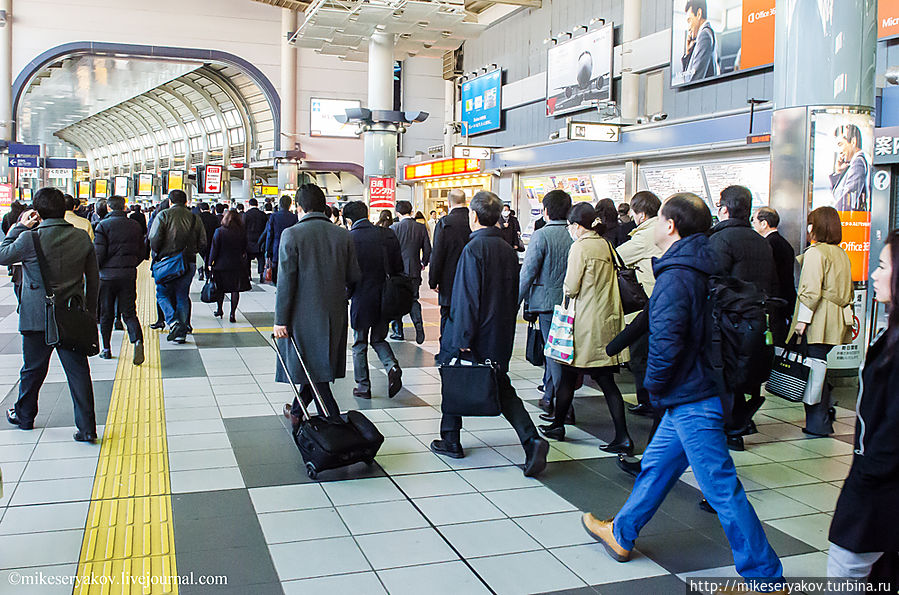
[581,513,631,562]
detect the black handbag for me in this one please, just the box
[525,321,545,367]
[200,278,222,304]
[439,352,502,417]
[31,233,100,357]
[607,239,648,314]
[380,247,414,320]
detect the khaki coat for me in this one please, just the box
[563,231,628,368]
[788,243,853,345]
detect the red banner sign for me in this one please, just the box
[369,177,396,209]
[204,165,223,194]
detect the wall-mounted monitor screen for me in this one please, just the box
[93,179,109,199]
[113,176,129,197]
[546,24,613,117]
[310,98,362,138]
[461,69,502,135]
[137,173,154,197]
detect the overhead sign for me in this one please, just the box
[546,24,613,116]
[9,155,38,168]
[403,158,481,182]
[568,122,620,142]
[747,133,772,145]
[17,167,40,178]
[8,143,39,156]
[137,173,154,197]
[204,165,223,194]
[47,168,74,179]
[461,69,502,135]
[453,146,493,160]
[369,177,396,209]
[310,98,362,138]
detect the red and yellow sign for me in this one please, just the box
[404,158,480,181]
[880,0,899,39]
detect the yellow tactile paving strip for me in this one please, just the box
[75,264,178,595]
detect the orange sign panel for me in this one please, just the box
[740,0,776,71]
[404,158,480,181]
[880,0,899,39]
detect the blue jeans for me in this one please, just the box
[614,396,784,588]
[157,263,196,328]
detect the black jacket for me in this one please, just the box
[148,204,207,262]
[198,211,220,258]
[129,209,147,237]
[428,207,470,306]
[244,207,267,254]
[265,209,299,260]
[708,218,775,296]
[209,226,248,273]
[94,211,147,280]
[348,219,403,330]
[829,331,899,553]
[499,214,522,249]
[391,217,431,280]
[602,220,631,247]
[766,230,797,309]
[438,227,519,372]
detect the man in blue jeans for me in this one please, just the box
[581,193,786,594]
[148,190,206,344]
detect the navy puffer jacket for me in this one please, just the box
[645,233,721,409]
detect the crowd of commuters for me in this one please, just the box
[0,178,895,590]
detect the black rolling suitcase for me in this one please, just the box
[271,334,384,480]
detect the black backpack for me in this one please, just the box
[704,276,774,395]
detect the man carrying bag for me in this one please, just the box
[0,188,100,442]
[432,191,549,477]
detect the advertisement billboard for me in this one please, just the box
[310,98,362,138]
[368,177,396,210]
[113,176,129,197]
[93,179,109,199]
[810,111,874,282]
[546,24,613,117]
[880,0,899,40]
[204,165,223,194]
[167,170,184,192]
[671,0,775,87]
[461,69,502,135]
[137,173,154,197]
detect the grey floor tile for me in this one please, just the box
[161,349,207,379]
[0,529,84,568]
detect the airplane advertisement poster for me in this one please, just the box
[545,24,613,117]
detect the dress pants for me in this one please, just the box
[804,344,835,435]
[248,251,265,279]
[99,276,143,349]
[16,332,97,433]
[629,333,651,407]
[439,304,451,338]
[440,371,538,446]
[538,312,561,404]
[613,396,783,587]
[352,321,398,392]
[290,382,340,418]
[392,278,422,335]
[156,263,196,329]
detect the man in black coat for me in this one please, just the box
[709,185,776,450]
[344,201,404,400]
[197,202,220,281]
[432,191,549,478]
[244,197,268,283]
[390,200,431,343]
[752,206,797,346]
[94,195,147,364]
[428,189,470,338]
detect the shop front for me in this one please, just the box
[402,157,491,215]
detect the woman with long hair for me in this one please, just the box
[596,198,628,246]
[209,209,251,323]
[540,202,632,452]
[376,210,394,228]
[827,230,899,580]
[789,206,854,436]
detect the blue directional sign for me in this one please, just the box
[9,155,39,168]
[461,69,502,136]
[8,143,40,156]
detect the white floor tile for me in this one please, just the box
[765,512,833,550]
[337,500,428,535]
[8,477,94,506]
[514,511,596,549]
[269,537,371,581]
[745,489,820,521]
[169,467,244,493]
[167,448,238,472]
[282,571,387,595]
[322,477,405,506]
[484,487,578,518]
[376,451,452,475]
[456,466,542,492]
[441,447,513,470]
[166,432,233,452]
[258,507,349,544]
[0,500,90,535]
[551,543,669,585]
[440,519,541,558]
[249,483,332,513]
[379,436,431,456]
[469,550,586,595]
[0,529,84,569]
[355,528,459,570]
[391,471,476,499]
[776,483,842,513]
[377,561,491,595]
[20,458,98,482]
[0,564,78,594]
[414,493,506,526]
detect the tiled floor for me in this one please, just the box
[0,269,860,594]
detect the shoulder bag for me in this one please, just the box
[438,352,502,417]
[607,239,648,315]
[380,245,414,320]
[31,233,100,357]
[151,211,198,284]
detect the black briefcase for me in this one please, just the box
[439,354,502,417]
[526,321,545,367]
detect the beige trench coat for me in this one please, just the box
[563,231,628,368]
[788,243,853,345]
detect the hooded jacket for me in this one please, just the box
[644,233,720,409]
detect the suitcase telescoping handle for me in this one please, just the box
[270,334,334,419]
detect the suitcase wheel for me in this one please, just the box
[305,463,317,480]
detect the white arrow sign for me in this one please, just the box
[453,145,493,160]
[568,122,620,142]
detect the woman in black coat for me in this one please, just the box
[209,209,251,322]
[828,229,899,580]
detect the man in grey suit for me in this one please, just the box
[681,0,719,83]
[390,200,431,344]
[275,184,361,427]
[0,187,100,442]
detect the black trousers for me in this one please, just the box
[439,304,451,339]
[291,382,340,418]
[804,344,835,435]
[440,371,538,446]
[629,333,651,407]
[16,332,96,433]
[555,365,629,442]
[248,251,265,279]
[99,276,143,349]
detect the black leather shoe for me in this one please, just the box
[99,349,112,360]
[537,384,545,393]
[523,437,549,477]
[73,430,97,443]
[353,387,372,399]
[600,437,634,455]
[538,398,553,415]
[801,427,831,438]
[133,341,145,366]
[727,435,745,451]
[538,407,574,425]
[627,403,654,417]
[387,365,402,398]
[6,408,33,430]
[539,424,565,441]
[414,324,425,345]
[617,455,641,478]
[213,310,223,318]
[150,321,166,330]
[388,333,404,341]
[430,439,464,459]
[698,498,717,514]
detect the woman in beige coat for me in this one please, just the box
[789,206,853,436]
[539,202,631,452]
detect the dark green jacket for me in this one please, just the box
[148,204,206,261]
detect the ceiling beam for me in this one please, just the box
[475,0,540,7]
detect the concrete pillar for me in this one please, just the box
[243,167,253,201]
[620,0,641,120]
[364,33,398,192]
[278,7,298,193]
[443,79,455,157]
[0,0,11,143]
